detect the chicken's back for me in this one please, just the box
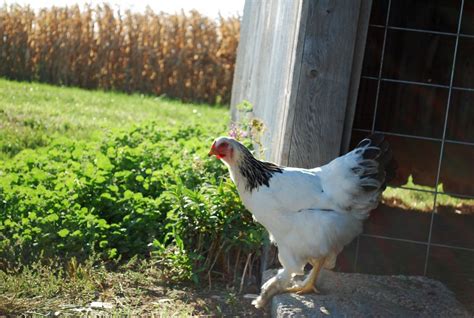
[237,167,336,236]
[236,134,395,245]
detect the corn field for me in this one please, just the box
[0,5,240,104]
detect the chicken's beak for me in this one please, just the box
[208,143,217,157]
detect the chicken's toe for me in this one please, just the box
[286,284,320,295]
[251,296,267,309]
[296,285,320,295]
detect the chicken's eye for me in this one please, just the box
[217,142,229,151]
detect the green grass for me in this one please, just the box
[383,176,474,213]
[0,78,227,159]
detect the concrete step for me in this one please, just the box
[263,269,470,318]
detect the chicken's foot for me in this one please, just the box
[285,257,325,295]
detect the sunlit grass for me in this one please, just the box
[0,78,228,159]
[383,175,474,213]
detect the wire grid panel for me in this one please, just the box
[351,0,474,277]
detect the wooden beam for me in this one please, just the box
[231,0,306,162]
[231,0,372,167]
[287,0,372,167]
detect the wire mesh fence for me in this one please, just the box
[345,0,474,310]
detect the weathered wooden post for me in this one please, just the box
[230,0,372,278]
[231,0,372,167]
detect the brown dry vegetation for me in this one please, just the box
[0,4,239,104]
[0,256,264,316]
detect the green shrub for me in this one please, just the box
[0,122,264,282]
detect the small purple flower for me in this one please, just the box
[229,123,238,138]
[228,123,249,140]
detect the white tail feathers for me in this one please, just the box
[318,134,396,220]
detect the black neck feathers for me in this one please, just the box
[237,144,282,192]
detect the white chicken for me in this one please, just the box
[208,134,396,308]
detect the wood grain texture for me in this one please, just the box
[230,0,305,163]
[288,0,364,168]
[231,0,371,167]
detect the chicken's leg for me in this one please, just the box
[285,257,325,294]
[252,268,292,308]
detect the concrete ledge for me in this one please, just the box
[263,269,470,318]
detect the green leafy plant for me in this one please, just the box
[0,122,264,285]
